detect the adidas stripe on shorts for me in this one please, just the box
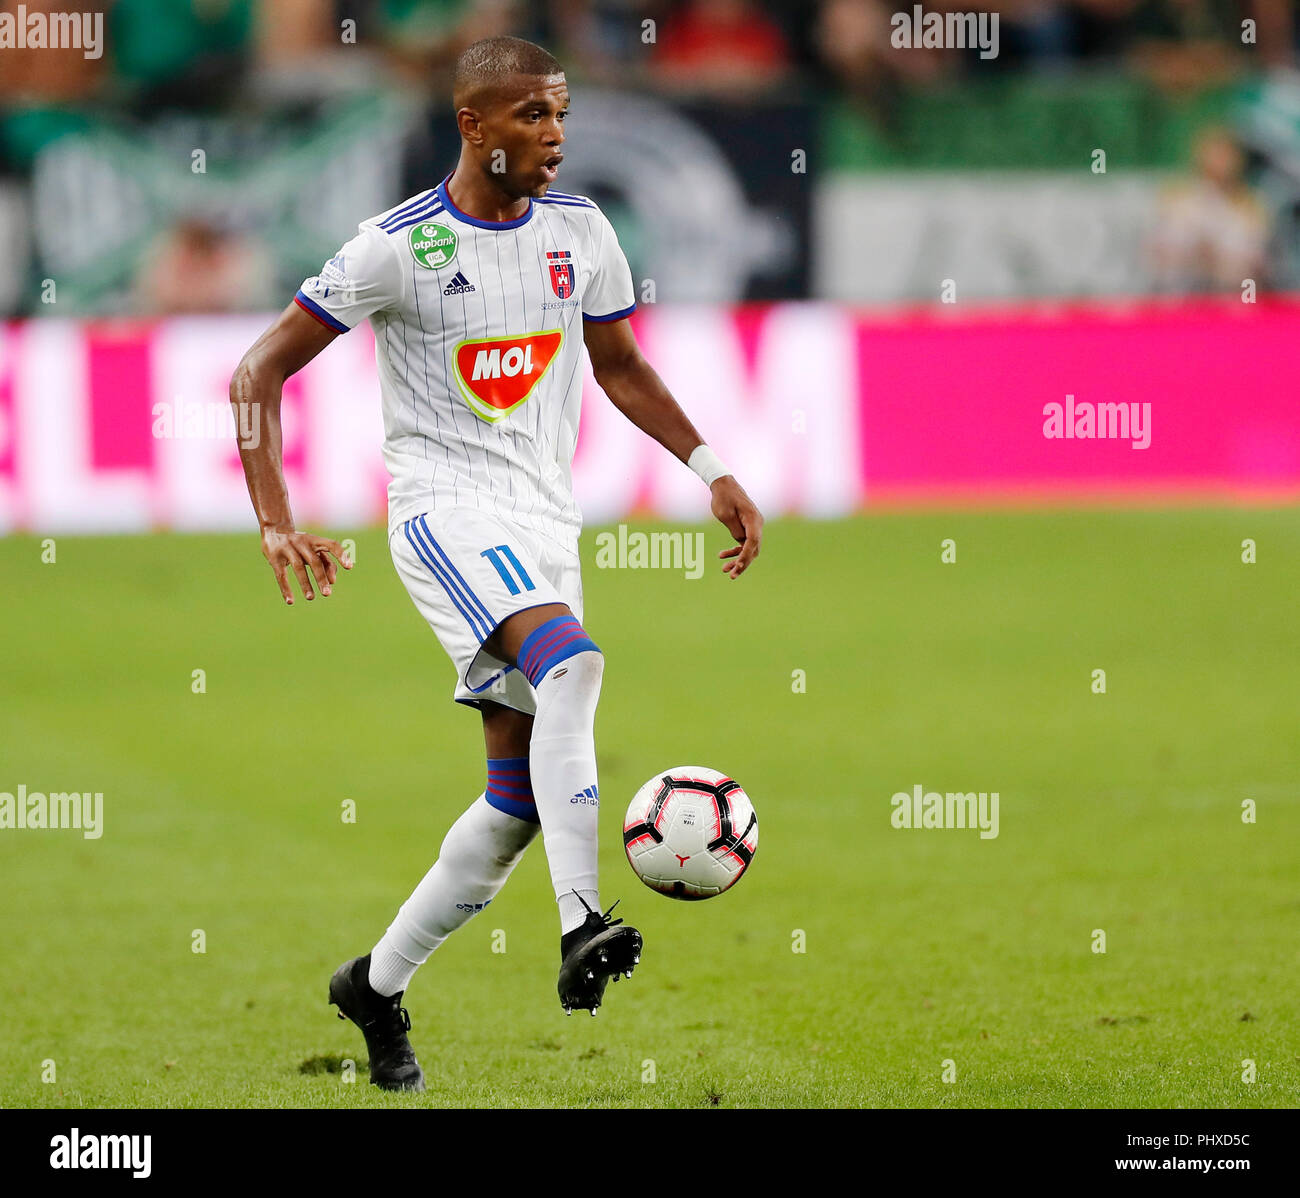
[389,507,585,714]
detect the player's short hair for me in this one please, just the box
[453,36,564,110]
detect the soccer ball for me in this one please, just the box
[623,767,758,900]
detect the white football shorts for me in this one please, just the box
[388,507,585,714]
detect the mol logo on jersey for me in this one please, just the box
[453,329,564,423]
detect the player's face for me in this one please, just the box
[484,75,569,198]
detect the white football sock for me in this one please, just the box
[528,649,604,933]
[558,889,602,935]
[368,794,538,996]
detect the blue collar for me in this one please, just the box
[436,174,535,230]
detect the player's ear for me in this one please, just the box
[457,107,484,146]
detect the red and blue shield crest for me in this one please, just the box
[546,250,574,300]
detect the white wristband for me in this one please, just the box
[687,444,732,487]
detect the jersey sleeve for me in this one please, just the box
[582,209,637,323]
[294,224,403,333]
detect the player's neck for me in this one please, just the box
[445,163,531,224]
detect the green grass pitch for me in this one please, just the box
[1,508,1297,1109]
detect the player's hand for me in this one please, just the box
[710,477,763,580]
[261,528,352,604]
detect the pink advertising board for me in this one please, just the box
[0,298,1294,534]
[853,297,1300,504]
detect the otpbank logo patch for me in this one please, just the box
[409,222,458,270]
[452,330,563,423]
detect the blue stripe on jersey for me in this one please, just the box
[435,176,535,229]
[405,519,491,639]
[535,197,596,209]
[419,516,495,629]
[377,189,437,230]
[294,290,350,333]
[540,190,591,202]
[582,302,637,324]
[386,202,446,235]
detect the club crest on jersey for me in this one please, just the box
[546,250,575,300]
[452,329,564,423]
[409,221,458,270]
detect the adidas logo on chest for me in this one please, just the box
[443,271,476,296]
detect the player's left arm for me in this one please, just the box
[584,317,763,579]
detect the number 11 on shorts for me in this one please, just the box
[480,544,536,595]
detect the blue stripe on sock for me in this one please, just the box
[485,757,537,823]
[485,794,539,822]
[518,615,600,687]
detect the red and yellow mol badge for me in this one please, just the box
[452,329,564,423]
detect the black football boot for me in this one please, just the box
[328,954,425,1092]
[557,895,643,1016]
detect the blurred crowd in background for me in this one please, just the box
[3,1,1297,108]
[1,0,1298,314]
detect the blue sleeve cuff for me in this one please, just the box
[582,302,637,324]
[294,290,351,334]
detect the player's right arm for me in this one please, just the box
[231,222,403,604]
[229,302,351,605]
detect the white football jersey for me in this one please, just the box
[295,173,637,544]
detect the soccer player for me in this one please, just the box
[229,36,763,1092]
